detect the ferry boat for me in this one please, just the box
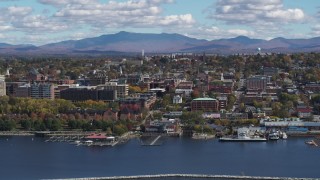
[219,128,267,142]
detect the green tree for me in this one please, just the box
[20,120,32,130]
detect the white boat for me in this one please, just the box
[268,132,280,140]
[219,128,267,142]
[84,140,93,146]
[282,132,288,139]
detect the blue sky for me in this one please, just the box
[0,0,319,45]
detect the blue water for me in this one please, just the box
[0,136,318,180]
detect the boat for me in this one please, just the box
[282,132,288,139]
[84,140,93,146]
[268,132,280,140]
[305,140,318,146]
[219,128,267,142]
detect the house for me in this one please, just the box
[173,95,183,104]
[297,107,313,119]
[27,68,46,81]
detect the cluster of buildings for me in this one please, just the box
[1,53,320,132]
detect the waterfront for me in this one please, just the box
[0,136,319,180]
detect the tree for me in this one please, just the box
[50,120,61,131]
[180,111,203,126]
[113,124,128,136]
[227,94,236,110]
[20,120,32,130]
[33,120,46,131]
[191,89,200,99]
[0,120,16,131]
[162,94,171,107]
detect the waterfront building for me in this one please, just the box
[297,107,313,119]
[0,75,6,96]
[261,118,320,131]
[191,98,219,112]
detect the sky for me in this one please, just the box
[0,0,319,45]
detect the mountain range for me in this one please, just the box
[1,31,320,55]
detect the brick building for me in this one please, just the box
[191,98,219,112]
[246,75,268,91]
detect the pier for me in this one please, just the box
[45,135,84,143]
[149,135,161,146]
[140,135,164,146]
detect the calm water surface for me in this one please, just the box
[0,136,318,180]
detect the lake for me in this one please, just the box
[0,136,318,180]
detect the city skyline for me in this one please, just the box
[0,0,319,45]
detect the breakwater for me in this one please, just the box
[47,174,319,180]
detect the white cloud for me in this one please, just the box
[48,0,195,28]
[311,25,320,36]
[38,0,99,7]
[7,6,33,16]
[168,26,256,40]
[212,0,305,24]
[0,0,196,44]
[0,25,12,31]
[12,15,69,32]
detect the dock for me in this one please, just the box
[45,135,84,142]
[140,135,163,146]
[149,135,161,146]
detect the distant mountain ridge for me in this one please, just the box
[1,31,320,55]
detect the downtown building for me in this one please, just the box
[246,75,268,92]
[0,75,6,96]
[14,82,54,99]
[60,86,117,102]
[97,82,128,99]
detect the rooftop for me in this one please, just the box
[192,98,217,101]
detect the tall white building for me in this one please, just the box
[0,75,6,96]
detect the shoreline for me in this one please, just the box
[0,131,319,140]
